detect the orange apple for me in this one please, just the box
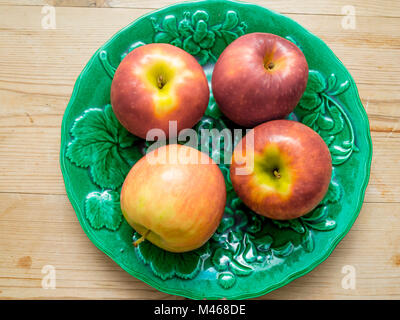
[120,144,226,252]
[111,43,209,139]
[212,33,308,127]
[230,120,332,220]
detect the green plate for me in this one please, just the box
[60,0,372,299]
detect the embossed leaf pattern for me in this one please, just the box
[272,218,305,234]
[205,94,223,118]
[70,17,358,289]
[307,70,326,93]
[210,204,271,288]
[217,271,236,289]
[66,104,141,190]
[150,10,247,65]
[285,35,304,52]
[299,71,326,110]
[269,175,342,246]
[301,230,314,252]
[85,190,123,231]
[321,173,342,204]
[100,41,147,79]
[253,234,273,252]
[222,11,239,30]
[183,36,201,55]
[192,10,209,24]
[301,206,337,231]
[272,242,294,258]
[135,234,209,280]
[211,245,253,287]
[195,115,233,165]
[298,70,357,165]
[121,41,146,60]
[212,248,233,271]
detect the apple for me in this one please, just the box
[212,33,308,127]
[120,144,226,252]
[111,43,209,139]
[230,120,332,220]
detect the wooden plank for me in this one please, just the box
[1,6,399,89]
[0,193,183,299]
[0,193,399,299]
[0,7,399,90]
[0,0,399,18]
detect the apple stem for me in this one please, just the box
[273,169,281,179]
[133,229,151,247]
[157,75,166,89]
[265,62,275,70]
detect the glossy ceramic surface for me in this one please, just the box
[60,0,372,299]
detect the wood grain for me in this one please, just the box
[0,0,399,17]
[0,0,399,299]
[0,194,399,299]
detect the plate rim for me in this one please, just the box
[60,0,373,300]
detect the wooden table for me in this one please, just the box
[0,0,399,300]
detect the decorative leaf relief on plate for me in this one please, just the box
[205,93,223,119]
[99,41,146,79]
[65,105,343,288]
[99,50,117,79]
[270,170,341,236]
[134,233,210,280]
[71,24,356,289]
[211,208,264,289]
[297,70,358,165]
[285,35,304,52]
[85,190,123,231]
[66,104,142,190]
[66,104,344,288]
[120,41,147,60]
[208,173,341,289]
[99,10,247,78]
[150,10,247,65]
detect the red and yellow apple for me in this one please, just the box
[230,120,332,220]
[212,33,308,127]
[111,43,209,139]
[120,144,226,252]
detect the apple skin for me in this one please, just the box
[111,43,209,139]
[212,33,308,127]
[230,120,332,220]
[120,144,226,253]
